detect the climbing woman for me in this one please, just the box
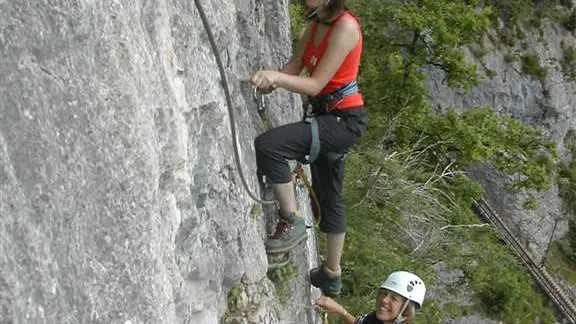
[315,271,426,324]
[251,0,368,297]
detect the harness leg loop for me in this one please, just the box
[305,115,321,164]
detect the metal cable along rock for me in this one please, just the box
[193,1,330,322]
[193,0,275,205]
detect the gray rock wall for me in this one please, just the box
[0,1,317,323]
[426,20,575,262]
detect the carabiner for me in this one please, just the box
[253,87,266,112]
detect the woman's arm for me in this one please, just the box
[252,16,360,96]
[316,296,357,324]
[339,310,357,324]
[276,17,359,95]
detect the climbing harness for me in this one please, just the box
[305,80,358,164]
[253,92,329,324]
[252,88,322,227]
[309,81,358,115]
[304,115,321,163]
[302,115,346,164]
[194,0,355,212]
[194,0,274,205]
[251,81,360,228]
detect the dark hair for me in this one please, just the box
[305,0,348,23]
[323,0,348,22]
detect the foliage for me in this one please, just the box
[497,27,519,48]
[422,108,556,191]
[462,231,552,321]
[347,0,557,193]
[486,0,574,25]
[288,1,307,49]
[546,233,576,284]
[557,135,576,217]
[554,140,576,278]
[556,221,576,264]
[458,231,556,323]
[442,303,474,318]
[484,68,497,79]
[330,146,556,323]
[561,45,576,81]
[286,0,561,323]
[504,52,518,63]
[250,203,262,219]
[558,156,576,216]
[350,145,483,254]
[330,150,442,321]
[267,262,298,303]
[522,195,538,210]
[226,284,245,312]
[354,0,491,91]
[563,9,576,32]
[521,54,547,82]
[485,0,533,23]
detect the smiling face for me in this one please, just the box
[374,289,407,322]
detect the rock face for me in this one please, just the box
[427,20,576,262]
[0,1,318,323]
[426,18,576,318]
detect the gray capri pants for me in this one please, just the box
[254,107,368,234]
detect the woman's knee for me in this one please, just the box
[319,206,347,233]
[319,219,347,234]
[254,131,276,155]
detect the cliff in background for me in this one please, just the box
[427,17,576,308]
[0,1,320,323]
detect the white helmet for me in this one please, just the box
[380,271,426,308]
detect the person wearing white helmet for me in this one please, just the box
[315,271,426,324]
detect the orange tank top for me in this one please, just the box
[302,11,363,110]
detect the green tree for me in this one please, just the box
[289,1,560,323]
[350,0,556,192]
[355,0,491,89]
[423,108,556,191]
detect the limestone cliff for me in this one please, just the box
[426,17,576,311]
[428,19,575,260]
[0,1,319,323]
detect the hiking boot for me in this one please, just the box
[265,212,307,254]
[310,262,342,297]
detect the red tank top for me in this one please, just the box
[302,11,363,110]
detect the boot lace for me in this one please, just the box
[271,219,293,239]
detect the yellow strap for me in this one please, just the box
[292,164,322,227]
[255,91,327,323]
[255,100,322,227]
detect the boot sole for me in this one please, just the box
[311,281,341,298]
[310,266,342,298]
[265,233,308,254]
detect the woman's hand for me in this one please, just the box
[251,70,281,90]
[258,85,276,94]
[315,296,347,316]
